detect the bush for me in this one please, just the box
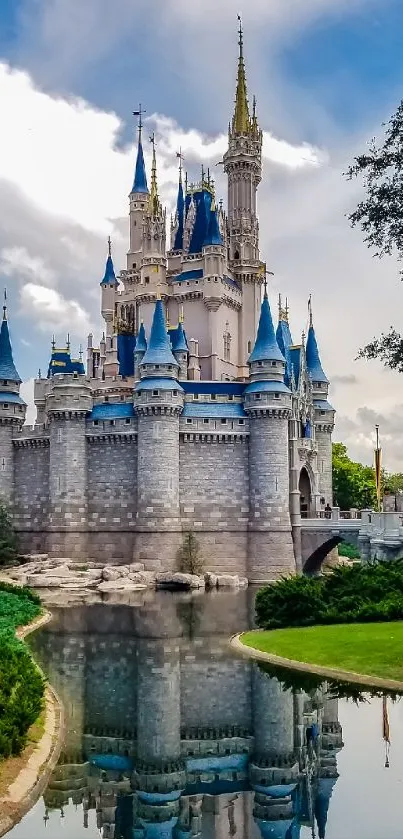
[177,531,204,576]
[338,541,361,560]
[0,582,44,759]
[0,503,18,566]
[256,559,403,630]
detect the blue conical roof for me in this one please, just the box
[135,322,147,354]
[249,294,285,364]
[173,175,184,251]
[306,324,328,384]
[171,321,188,353]
[131,136,149,194]
[100,254,117,287]
[0,314,21,383]
[141,300,179,368]
[276,318,293,386]
[204,206,223,247]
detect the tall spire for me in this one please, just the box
[173,151,185,250]
[100,238,118,287]
[141,300,179,368]
[0,291,22,383]
[204,199,223,247]
[249,289,285,364]
[149,132,160,216]
[306,298,329,384]
[232,15,251,135]
[131,105,149,195]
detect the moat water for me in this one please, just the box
[5,589,403,839]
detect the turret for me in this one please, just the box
[134,322,147,380]
[202,201,225,278]
[133,299,183,569]
[306,299,334,506]
[171,159,185,253]
[223,19,264,374]
[100,238,119,379]
[244,288,296,581]
[171,316,188,381]
[128,108,150,271]
[0,294,26,502]
[141,134,168,296]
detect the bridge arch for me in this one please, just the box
[303,535,344,575]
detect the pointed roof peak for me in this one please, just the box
[0,294,21,384]
[204,204,223,247]
[131,110,149,195]
[135,321,147,354]
[100,240,118,287]
[149,132,161,216]
[141,300,179,369]
[232,15,251,135]
[249,293,285,364]
[306,300,329,384]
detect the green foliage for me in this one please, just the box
[177,531,204,576]
[0,502,18,567]
[0,583,44,759]
[338,541,361,560]
[255,559,403,630]
[332,442,376,510]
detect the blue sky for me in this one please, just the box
[0,0,402,466]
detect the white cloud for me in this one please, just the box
[0,245,56,287]
[20,378,36,427]
[20,283,92,335]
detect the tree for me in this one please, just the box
[0,503,18,566]
[346,102,403,370]
[177,531,204,576]
[332,443,376,510]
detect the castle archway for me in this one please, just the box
[303,535,343,576]
[299,467,313,519]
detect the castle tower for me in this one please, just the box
[127,111,149,271]
[0,295,26,501]
[141,135,168,297]
[223,19,264,375]
[133,299,184,569]
[46,372,92,559]
[100,239,119,379]
[244,290,296,582]
[134,321,147,380]
[171,317,189,381]
[306,300,334,506]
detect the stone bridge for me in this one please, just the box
[301,510,403,574]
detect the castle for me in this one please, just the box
[0,25,334,581]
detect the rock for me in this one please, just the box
[44,564,72,577]
[97,580,147,593]
[204,572,218,589]
[127,571,156,587]
[156,572,204,590]
[128,562,145,574]
[238,577,249,588]
[216,574,240,587]
[102,566,127,582]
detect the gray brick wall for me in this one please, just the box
[14,444,49,531]
[316,429,333,505]
[48,417,88,558]
[87,438,136,563]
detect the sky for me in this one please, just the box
[1,0,403,468]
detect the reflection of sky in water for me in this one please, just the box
[5,592,403,839]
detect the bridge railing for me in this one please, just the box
[305,507,362,521]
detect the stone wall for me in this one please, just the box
[14,442,49,554]
[179,438,249,575]
[87,436,137,562]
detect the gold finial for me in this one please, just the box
[2,289,6,321]
[149,132,160,216]
[278,292,289,323]
[285,296,289,321]
[278,293,282,317]
[251,94,259,133]
[308,294,313,328]
[66,333,70,351]
[51,335,56,351]
[232,15,251,135]
[179,304,184,324]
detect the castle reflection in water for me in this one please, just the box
[30,590,343,839]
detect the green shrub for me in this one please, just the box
[0,582,44,759]
[338,541,361,560]
[0,503,18,566]
[177,531,204,576]
[256,559,403,630]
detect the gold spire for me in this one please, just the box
[232,15,251,135]
[149,132,160,216]
[278,292,289,323]
[308,294,313,328]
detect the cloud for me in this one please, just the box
[0,246,56,288]
[20,284,92,336]
[331,374,359,386]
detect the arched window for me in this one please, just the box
[223,322,231,361]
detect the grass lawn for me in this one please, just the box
[241,622,403,682]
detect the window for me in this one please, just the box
[57,428,63,442]
[221,418,227,424]
[255,394,261,401]
[247,340,252,354]
[2,380,6,386]
[186,418,192,424]
[152,390,159,397]
[321,410,326,415]
[145,276,150,284]
[271,361,276,367]
[109,420,115,426]
[155,365,160,370]
[239,419,245,426]
[105,396,109,402]
[211,394,216,401]
[125,418,131,424]
[234,249,240,260]
[3,403,8,409]
[317,382,322,388]
[133,262,137,268]
[1,458,5,472]
[173,390,178,397]
[193,394,199,400]
[274,393,280,399]
[223,322,231,361]
[258,361,263,367]
[94,420,99,426]
[228,394,234,401]
[203,418,209,424]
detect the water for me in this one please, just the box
[5,588,403,839]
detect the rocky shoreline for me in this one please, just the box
[5,555,249,598]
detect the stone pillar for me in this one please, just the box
[289,413,302,572]
[46,376,92,560]
[134,387,183,570]
[316,423,333,506]
[246,404,296,582]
